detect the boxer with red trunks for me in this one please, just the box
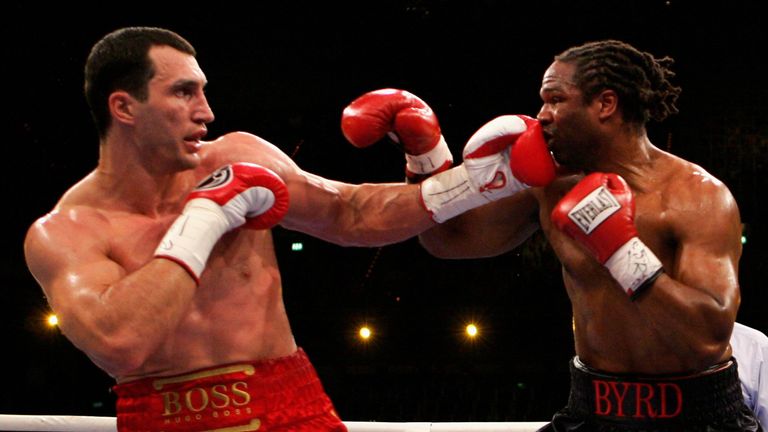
[23,27,542,431]
[113,349,339,431]
[414,40,761,431]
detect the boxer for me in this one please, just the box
[417,40,761,431]
[23,27,548,431]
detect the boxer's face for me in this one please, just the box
[133,45,215,171]
[537,61,602,170]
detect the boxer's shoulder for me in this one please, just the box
[202,132,280,158]
[200,132,290,171]
[660,160,737,220]
[27,201,112,252]
[200,132,298,180]
[24,203,112,284]
[649,151,727,196]
[29,170,147,249]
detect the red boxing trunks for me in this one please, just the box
[113,348,347,432]
[538,357,762,432]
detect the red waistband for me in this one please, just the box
[113,349,345,431]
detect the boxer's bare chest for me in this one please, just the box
[105,213,176,273]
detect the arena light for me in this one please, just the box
[291,242,304,251]
[358,326,372,341]
[741,223,748,245]
[465,323,479,338]
[46,314,59,327]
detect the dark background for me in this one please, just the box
[4,0,767,422]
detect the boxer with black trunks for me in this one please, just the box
[412,40,761,431]
[22,27,542,431]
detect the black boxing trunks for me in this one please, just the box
[538,357,762,432]
[113,348,347,432]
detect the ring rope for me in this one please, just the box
[0,415,547,432]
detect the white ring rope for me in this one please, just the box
[0,415,115,432]
[0,415,547,431]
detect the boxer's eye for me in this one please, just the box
[172,82,198,100]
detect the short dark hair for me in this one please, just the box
[84,27,196,138]
[555,39,681,125]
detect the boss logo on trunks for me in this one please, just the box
[593,379,683,419]
[568,186,621,234]
[149,365,258,425]
[194,165,233,191]
[161,381,252,416]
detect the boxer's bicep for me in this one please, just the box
[280,171,345,233]
[282,171,433,246]
[672,180,742,308]
[25,214,126,337]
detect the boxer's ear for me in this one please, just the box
[109,91,137,126]
[595,89,618,122]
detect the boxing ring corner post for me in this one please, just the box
[0,415,548,431]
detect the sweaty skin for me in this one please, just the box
[25,46,435,383]
[420,61,741,374]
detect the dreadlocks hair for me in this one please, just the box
[555,40,682,125]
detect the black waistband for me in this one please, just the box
[566,357,746,426]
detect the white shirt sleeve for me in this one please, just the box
[730,322,768,427]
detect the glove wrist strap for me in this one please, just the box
[420,165,489,223]
[404,135,453,176]
[154,199,229,282]
[604,237,664,299]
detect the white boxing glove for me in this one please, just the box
[420,115,555,222]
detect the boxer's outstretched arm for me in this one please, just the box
[280,172,435,246]
[202,132,437,246]
[208,131,539,247]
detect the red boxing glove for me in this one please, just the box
[341,88,452,182]
[510,120,557,187]
[462,115,556,189]
[155,163,289,282]
[187,163,289,230]
[551,173,663,298]
[421,115,556,222]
